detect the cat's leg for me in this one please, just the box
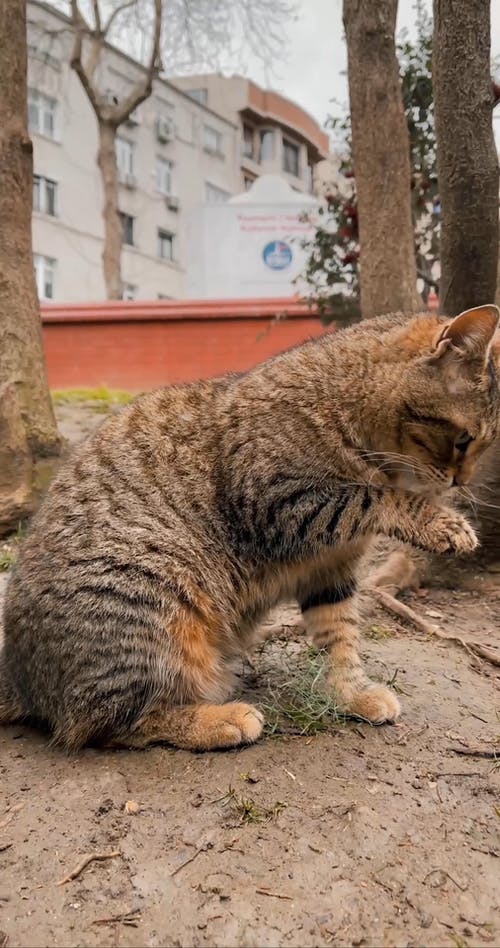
[297,561,401,724]
[251,481,478,563]
[374,495,478,556]
[109,701,264,750]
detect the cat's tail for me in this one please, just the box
[0,653,24,725]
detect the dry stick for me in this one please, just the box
[370,587,500,667]
[448,746,499,759]
[0,803,24,831]
[56,850,121,885]
[255,888,293,900]
[170,845,207,877]
[93,909,141,926]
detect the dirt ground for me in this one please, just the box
[0,403,499,948]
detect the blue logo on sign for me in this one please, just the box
[262,240,293,270]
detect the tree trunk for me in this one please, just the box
[97,120,123,300]
[496,245,500,309]
[343,0,422,318]
[433,0,499,316]
[0,0,60,535]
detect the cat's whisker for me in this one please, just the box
[361,451,431,477]
[460,495,500,512]
[456,486,479,517]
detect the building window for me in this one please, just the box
[203,125,223,156]
[119,212,135,246]
[283,138,300,177]
[205,182,230,204]
[33,175,57,216]
[157,229,175,261]
[187,88,207,105]
[259,129,274,163]
[116,137,135,175]
[155,156,174,195]
[28,89,57,139]
[242,123,254,160]
[34,253,56,300]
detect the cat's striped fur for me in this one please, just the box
[1,306,499,750]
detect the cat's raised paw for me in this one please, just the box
[424,510,478,557]
[342,685,401,724]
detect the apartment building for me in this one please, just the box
[27,1,329,302]
[173,74,330,195]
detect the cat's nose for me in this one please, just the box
[452,472,470,486]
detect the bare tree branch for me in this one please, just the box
[85,31,103,82]
[113,0,162,125]
[92,0,102,34]
[103,0,137,37]
[69,0,100,115]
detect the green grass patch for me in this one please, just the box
[52,386,134,407]
[0,549,16,572]
[364,623,394,640]
[260,646,346,737]
[213,785,287,824]
[0,523,26,572]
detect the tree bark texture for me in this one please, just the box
[98,121,123,300]
[433,0,499,316]
[0,0,60,535]
[343,0,422,318]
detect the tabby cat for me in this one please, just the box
[1,305,498,751]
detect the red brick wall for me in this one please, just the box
[41,298,330,391]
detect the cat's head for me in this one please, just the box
[371,305,500,492]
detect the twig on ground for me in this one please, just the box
[170,842,213,877]
[423,868,468,891]
[93,908,141,926]
[0,803,24,831]
[371,588,436,634]
[448,746,499,760]
[370,587,500,667]
[255,887,293,900]
[56,850,121,885]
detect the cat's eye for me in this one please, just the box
[455,431,474,450]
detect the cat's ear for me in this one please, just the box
[432,305,500,361]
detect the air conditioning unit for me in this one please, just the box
[156,116,174,143]
[103,89,119,107]
[126,108,140,127]
[166,195,180,211]
[119,172,137,189]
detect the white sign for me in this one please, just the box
[187,175,318,299]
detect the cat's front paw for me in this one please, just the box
[423,510,478,556]
[339,684,401,724]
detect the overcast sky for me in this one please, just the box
[244,0,500,141]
